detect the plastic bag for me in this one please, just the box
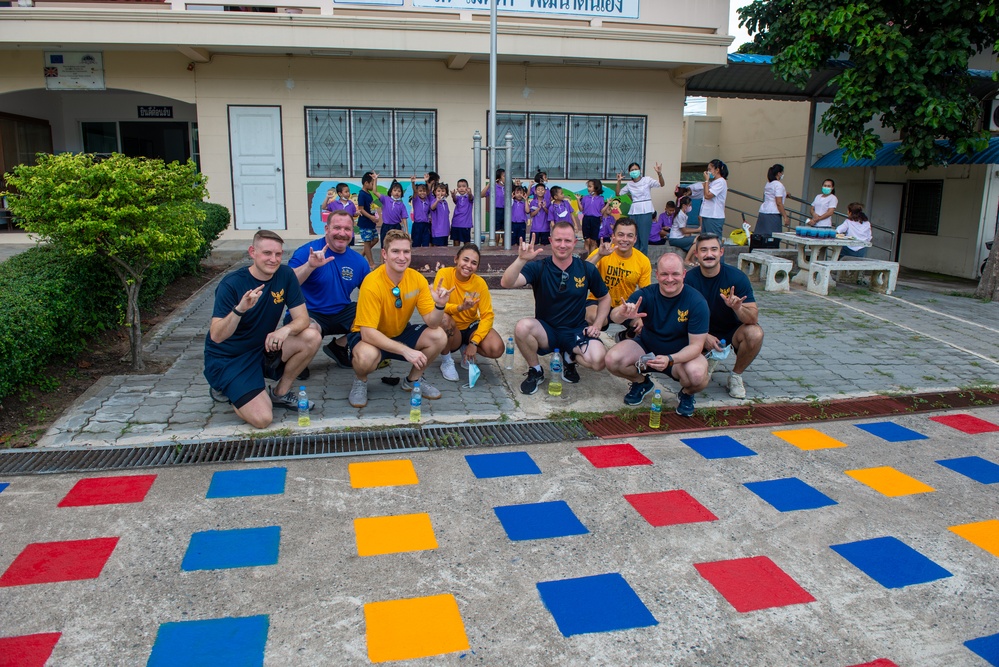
[729,229,748,246]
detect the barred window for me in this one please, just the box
[903,180,943,235]
[306,107,436,178]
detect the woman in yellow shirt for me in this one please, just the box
[434,243,505,381]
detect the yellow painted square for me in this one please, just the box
[772,428,848,450]
[354,513,438,556]
[365,594,469,663]
[845,466,935,497]
[949,519,999,557]
[349,459,419,488]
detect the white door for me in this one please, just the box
[228,106,285,230]
[872,183,904,261]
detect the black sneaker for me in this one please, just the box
[520,367,545,395]
[562,361,580,384]
[269,386,314,411]
[624,375,654,406]
[296,367,311,381]
[323,338,351,369]
[676,389,696,417]
[210,387,229,403]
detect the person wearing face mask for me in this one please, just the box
[668,196,699,254]
[614,161,665,254]
[756,164,789,239]
[700,159,729,237]
[808,179,838,227]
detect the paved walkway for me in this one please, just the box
[35,252,999,447]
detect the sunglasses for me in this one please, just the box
[558,271,569,293]
[391,285,402,309]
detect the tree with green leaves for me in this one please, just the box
[738,0,999,300]
[4,153,208,368]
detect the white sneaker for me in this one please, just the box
[707,358,719,376]
[440,353,459,382]
[727,373,746,399]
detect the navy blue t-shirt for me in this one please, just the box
[288,240,369,315]
[627,284,709,356]
[683,262,756,338]
[520,256,608,330]
[205,264,304,358]
[357,190,375,229]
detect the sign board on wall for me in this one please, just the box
[138,106,174,118]
[332,0,402,4]
[43,52,105,91]
[411,0,639,19]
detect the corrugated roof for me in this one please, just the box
[813,137,999,168]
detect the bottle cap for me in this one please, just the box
[299,386,305,390]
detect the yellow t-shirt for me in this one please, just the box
[433,267,494,345]
[352,265,435,338]
[586,248,653,307]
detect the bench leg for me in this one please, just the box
[764,264,791,292]
[807,266,830,295]
[869,270,889,294]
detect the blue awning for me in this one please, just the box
[813,137,999,168]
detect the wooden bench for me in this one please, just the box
[807,258,899,296]
[738,252,792,292]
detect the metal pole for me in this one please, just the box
[488,0,498,246]
[504,131,513,250]
[472,130,482,245]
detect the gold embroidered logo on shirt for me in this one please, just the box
[719,287,732,298]
[271,289,285,304]
[677,309,689,323]
[574,276,586,288]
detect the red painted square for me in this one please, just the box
[847,660,899,667]
[57,474,156,507]
[624,490,718,526]
[0,632,61,667]
[577,444,652,468]
[930,414,999,434]
[694,555,815,612]
[0,538,119,587]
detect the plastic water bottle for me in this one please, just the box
[410,381,422,423]
[649,389,662,429]
[505,336,515,369]
[706,339,732,361]
[548,348,563,397]
[297,386,310,427]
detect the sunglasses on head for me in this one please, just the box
[391,285,402,309]
[558,271,569,293]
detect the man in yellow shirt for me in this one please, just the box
[585,217,652,342]
[347,230,450,408]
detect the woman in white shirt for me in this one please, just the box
[667,196,699,253]
[808,179,838,227]
[837,202,873,257]
[699,158,729,237]
[757,163,789,235]
[615,161,665,254]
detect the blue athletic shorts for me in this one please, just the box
[204,349,285,408]
[347,323,428,363]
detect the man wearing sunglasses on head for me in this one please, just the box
[501,222,611,395]
[346,229,450,408]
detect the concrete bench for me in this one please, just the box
[738,252,792,292]
[807,259,899,296]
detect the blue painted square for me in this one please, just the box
[181,526,281,571]
[465,452,542,479]
[965,632,999,666]
[148,614,269,667]
[537,572,657,637]
[207,467,286,498]
[936,456,999,484]
[680,435,757,459]
[0,483,8,494]
[830,536,952,589]
[854,421,929,442]
[743,477,837,512]
[493,501,589,541]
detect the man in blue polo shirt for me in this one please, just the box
[289,209,370,372]
[604,253,710,416]
[500,222,611,394]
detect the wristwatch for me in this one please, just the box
[232,307,246,317]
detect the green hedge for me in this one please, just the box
[0,202,230,399]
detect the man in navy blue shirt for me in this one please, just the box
[289,210,370,372]
[501,222,611,394]
[683,233,762,399]
[204,230,321,429]
[604,253,709,416]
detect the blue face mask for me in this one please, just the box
[629,170,641,179]
[708,173,716,180]
[821,186,832,195]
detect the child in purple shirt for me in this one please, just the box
[429,183,451,247]
[378,180,409,246]
[578,179,605,256]
[327,182,357,219]
[529,182,550,245]
[510,185,529,245]
[481,168,507,246]
[547,186,577,236]
[598,199,616,243]
[650,201,676,245]
[410,180,433,247]
[450,178,474,246]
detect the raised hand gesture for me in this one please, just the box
[457,291,480,313]
[722,285,747,310]
[518,234,545,262]
[616,296,647,324]
[597,240,615,257]
[238,285,264,313]
[616,172,624,181]
[654,162,663,174]
[431,278,455,309]
[307,244,336,269]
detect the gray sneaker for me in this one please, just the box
[269,386,313,411]
[401,377,442,399]
[210,387,229,403]
[348,379,368,408]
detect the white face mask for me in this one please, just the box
[392,196,402,202]
[778,174,783,181]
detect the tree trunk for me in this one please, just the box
[974,227,999,302]
[125,280,144,370]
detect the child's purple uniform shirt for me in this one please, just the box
[650,212,673,243]
[491,183,505,209]
[529,197,549,233]
[511,199,528,223]
[580,194,605,218]
[411,196,432,223]
[378,195,409,226]
[327,199,357,217]
[599,214,614,239]
[452,193,473,228]
[430,198,451,237]
[548,200,575,227]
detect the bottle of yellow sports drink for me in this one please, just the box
[649,389,662,429]
[410,381,422,423]
[548,348,563,397]
[297,386,311,427]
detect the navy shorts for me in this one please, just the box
[380,223,402,246]
[536,321,598,357]
[631,336,679,380]
[347,323,427,363]
[451,227,471,243]
[534,232,550,246]
[204,349,285,409]
[511,223,527,245]
[411,222,432,247]
[459,321,481,346]
[493,207,505,232]
[431,235,449,247]
[284,302,356,337]
[582,216,601,241]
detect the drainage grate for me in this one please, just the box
[0,420,593,476]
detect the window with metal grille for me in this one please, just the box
[306,107,437,178]
[903,180,943,235]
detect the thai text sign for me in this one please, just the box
[412,0,639,19]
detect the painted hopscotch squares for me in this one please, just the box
[830,536,952,589]
[743,478,837,512]
[693,556,815,612]
[464,451,542,478]
[181,526,281,571]
[364,594,469,663]
[965,631,999,666]
[349,460,419,488]
[536,573,657,637]
[949,519,999,558]
[624,490,718,526]
[493,501,589,541]
[936,456,999,484]
[147,615,269,667]
[844,466,935,497]
[577,443,653,468]
[57,474,156,507]
[0,537,119,587]
[772,428,847,451]
[206,467,286,498]
[0,632,62,667]
[0,482,9,494]
[354,514,438,557]
[847,660,900,667]
[680,435,757,459]
[930,414,999,434]
[854,421,928,442]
